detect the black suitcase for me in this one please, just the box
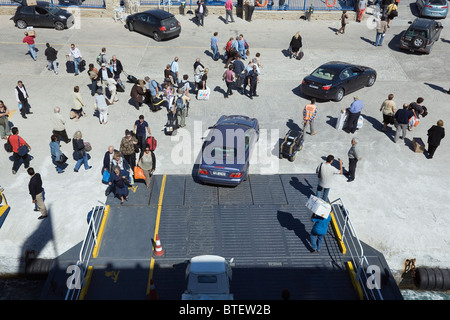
[123,71,138,84]
[164,112,178,136]
[279,129,304,162]
[116,79,125,92]
[66,60,75,73]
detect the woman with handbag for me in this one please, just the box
[0,100,11,140]
[109,165,130,204]
[137,145,156,189]
[289,32,303,59]
[72,86,87,120]
[49,134,66,174]
[72,130,92,172]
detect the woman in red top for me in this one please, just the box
[22,31,37,61]
[9,127,31,174]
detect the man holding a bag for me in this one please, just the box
[10,127,31,175]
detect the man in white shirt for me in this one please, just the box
[315,155,343,202]
[170,57,180,86]
[66,43,82,76]
[15,80,31,119]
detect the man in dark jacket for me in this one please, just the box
[97,63,114,95]
[196,0,206,26]
[28,167,47,219]
[247,65,259,99]
[45,43,58,75]
[427,120,445,159]
[110,55,123,80]
[394,103,414,143]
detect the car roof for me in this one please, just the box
[142,9,174,19]
[410,18,436,28]
[215,115,257,128]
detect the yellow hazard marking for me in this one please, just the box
[93,205,110,258]
[146,174,167,296]
[8,109,17,119]
[105,270,120,283]
[346,261,364,300]
[330,210,346,254]
[78,266,93,300]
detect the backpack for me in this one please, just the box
[96,53,102,65]
[146,136,157,151]
[175,95,185,110]
[244,39,249,50]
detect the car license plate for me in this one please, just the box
[309,85,319,89]
[170,27,176,30]
[212,171,226,176]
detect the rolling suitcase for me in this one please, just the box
[116,79,125,92]
[123,71,138,84]
[164,112,178,136]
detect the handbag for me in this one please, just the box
[17,136,28,156]
[4,136,12,153]
[59,153,68,164]
[84,142,92,152]
[134,166,146,180]
[102,170,110,184]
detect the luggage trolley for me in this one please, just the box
[279,126,305,162]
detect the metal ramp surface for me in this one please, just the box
[72,173,360,300]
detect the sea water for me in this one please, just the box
[401,289,450,300]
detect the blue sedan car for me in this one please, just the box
[197,115,259,187]
[416,0,448,18]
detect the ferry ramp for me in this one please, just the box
[40,174,401,300]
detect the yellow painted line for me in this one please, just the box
[78,265,94,300]
[8,109,17,119]
[330,210,346,254]
[146,174,167,296]
[346,261,364,300]
[92,205,110,258]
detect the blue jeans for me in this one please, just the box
[74,152,90,171]
[310,232,325,251]
[52,155,65,173]
[316,185,330,202]
[91,79,98,96]
[375,32,385,46]
[47,60,58,73]
[74,57,81,75]
[239,49,246,60]
[211,45,219,60]
[28,44,36,60]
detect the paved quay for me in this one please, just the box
[0,1,450,287]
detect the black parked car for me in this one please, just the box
[11,1,74,30]
[399,18,443,54]
[300,62,377,102]
[58,0,85,6]
[126,9,181,41]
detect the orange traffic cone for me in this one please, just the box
[153,234,165,257]
[148,279,159,300]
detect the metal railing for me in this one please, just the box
[65,203,106,300]
[330,198,384,300]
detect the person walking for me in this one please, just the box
[232,55,245,93]
[15,80,32,119]
[106,77,118,104]
[137,144,156,189]
[102,145,119,177]
[66,43,83,76]
[303,98,317,136]
[97,63,114,96]
[386,2,398,28]
[52,106,71,144]
[88,63,99,96]
[44,43,58,74]
[426,120,445,159]
[289,32,303,59]
[10,127,31,175]
[72,86,87,120]
[344,96,363,134]
[244,0,256,22]
[0,100,11,140]
[120,129,138,170]
[375,15,388,46]
[247,65,259,99]
[310,212,332,253]
[23,31,37,61]
[394,103,414,143]
[238,34,247,60]
[170,57,180,85]
[174,88,190,127]
[347,138,362,182]
[380,93,396,132]
[72,130,92,172]
[95,92,109,125]
[49,134,66,174]
[223,64,235,98]
[28,168,48,220]
[315,155,343,202]
[110,55,123,81]
[134,115,152,155]
[357,0,367,22]
[336,10,349,35]
[211,32,220,61]
[196,0,206,26]
[109,165,130,204]
[224,0,235,24]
